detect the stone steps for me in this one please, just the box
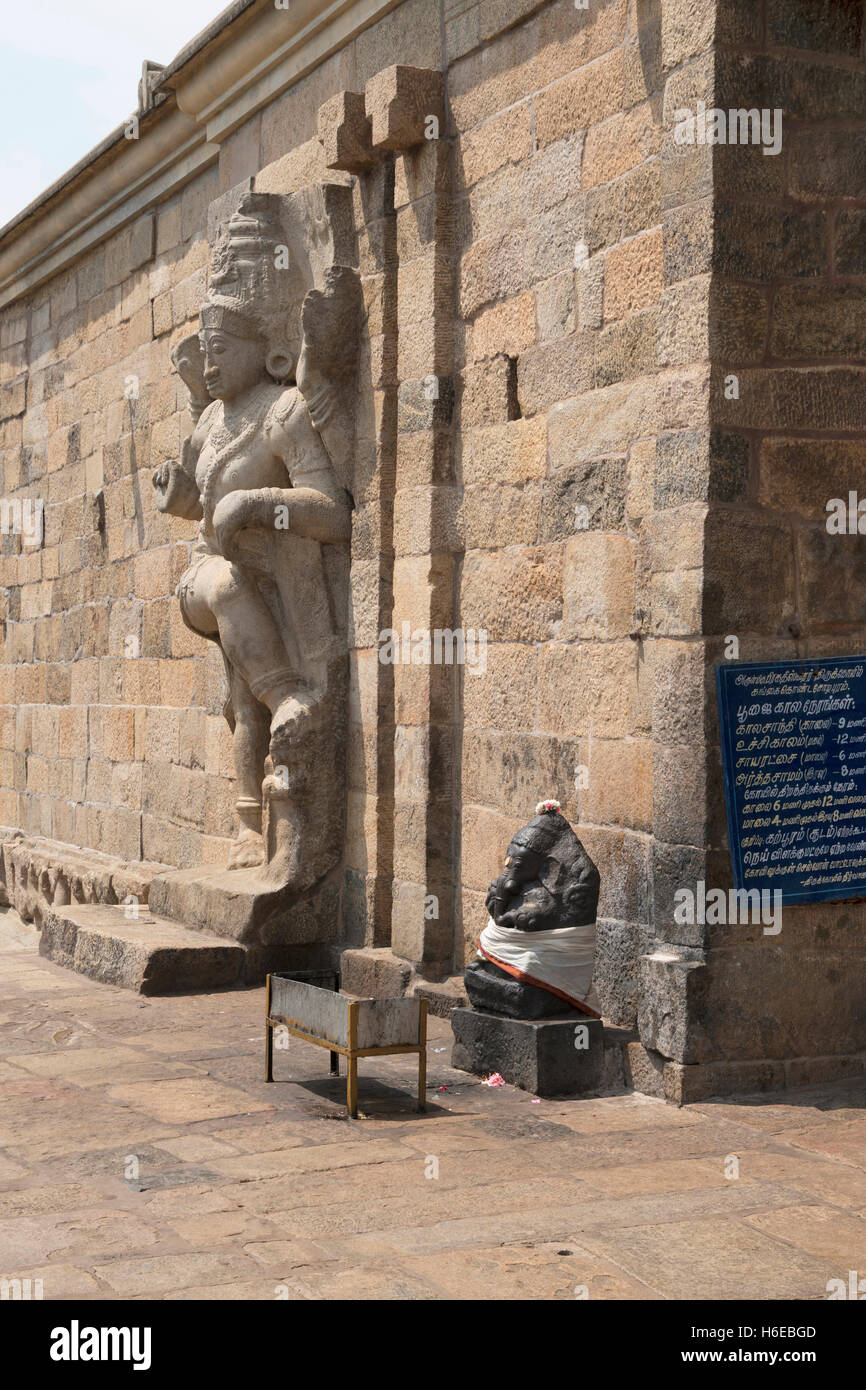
[339,949,469,1016]
[412,975,469,1018]
[40,903,251,994]
[40,893,340,993]
[339,947,411,997]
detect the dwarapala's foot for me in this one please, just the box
[227,827,266,870]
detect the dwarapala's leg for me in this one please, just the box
[226,667,271,870]
[184,556,312,741]
[179,555,279,870]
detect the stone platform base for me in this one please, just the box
[340,947,411,997]
[451,1007,606,1097]
[148,865,341,945]
[40,903,330,994]
[340,948,468,1017]
[0,826,170,926]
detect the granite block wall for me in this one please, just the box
[1,0,864,1091]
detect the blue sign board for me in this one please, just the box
[717,656,866,904]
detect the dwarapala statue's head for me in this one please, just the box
[503,801,600,928]
[198,192,303,401]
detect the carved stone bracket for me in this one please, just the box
[317,66,446,172]
[366,65,445,151]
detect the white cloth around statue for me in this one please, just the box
[478,917,599,1017]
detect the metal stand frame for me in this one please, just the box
[265,976,427,1118]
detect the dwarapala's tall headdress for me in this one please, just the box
[201,191,304,383]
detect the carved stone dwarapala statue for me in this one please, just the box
[152,191,360,892]
[464,801,601,1019]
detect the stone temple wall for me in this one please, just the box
[0,0,864,1097]
[451,0,664,1015]
[641,0,866,1097]
[0,168,228,869]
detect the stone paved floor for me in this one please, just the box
[1,909,865,1301]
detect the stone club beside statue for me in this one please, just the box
[464,801,601,1019]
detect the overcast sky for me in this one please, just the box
[0,0,225,226]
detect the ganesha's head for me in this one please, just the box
[507,803,600,927]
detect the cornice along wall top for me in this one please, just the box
[0,0,404,310]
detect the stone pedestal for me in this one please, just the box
[464,958,585,1019]
[451,1007,605,1097]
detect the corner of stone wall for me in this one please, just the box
[641,0,866,1095]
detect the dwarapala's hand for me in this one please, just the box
[152,460,202,519]
[212,489,276,562]
[170,333,210,416]
[297,268,361,400]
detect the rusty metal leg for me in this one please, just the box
[417,999,427,1111]
[346,1001,359,1117]
[347,1055,358,1118]
[265,975,274,1082]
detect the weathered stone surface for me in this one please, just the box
[149,864,342,950]
[461,545,562,643]
[365,66,444,152]
[317,90,376,172]
[623,1041,666,1099]
[595,309,657,387]
[40,903,246,993]
[797,527,866,628]
[412,976,467,1017]
[581,740,652,833]
[340,947,411,998]
[661,0,714,69]
[766,0,863,59]
[758,437,866,516]
[771,283,866,359]
[456,106,532,188]
[836,210,866,275]
[534,49,622,151]
[465,961,579,1020]
[663,200,712,283]
[451,1008,606,1097]
[604,230,663,321]
[714,206,828,280]
[459,229,526,318]
[638,950,709,1065]
[594,920,653,1027]
[664,1058,787,1106]
[459,354,519,427]
[688,944,866,1067]
[562,533,634,639]
[547,376,658,465]
[538,457,627,536]
[0,827,170,927]
[518,334,594,414]
[703,510,797,635]
[4,0,866,1098]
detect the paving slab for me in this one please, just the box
[1,907,865,1302]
